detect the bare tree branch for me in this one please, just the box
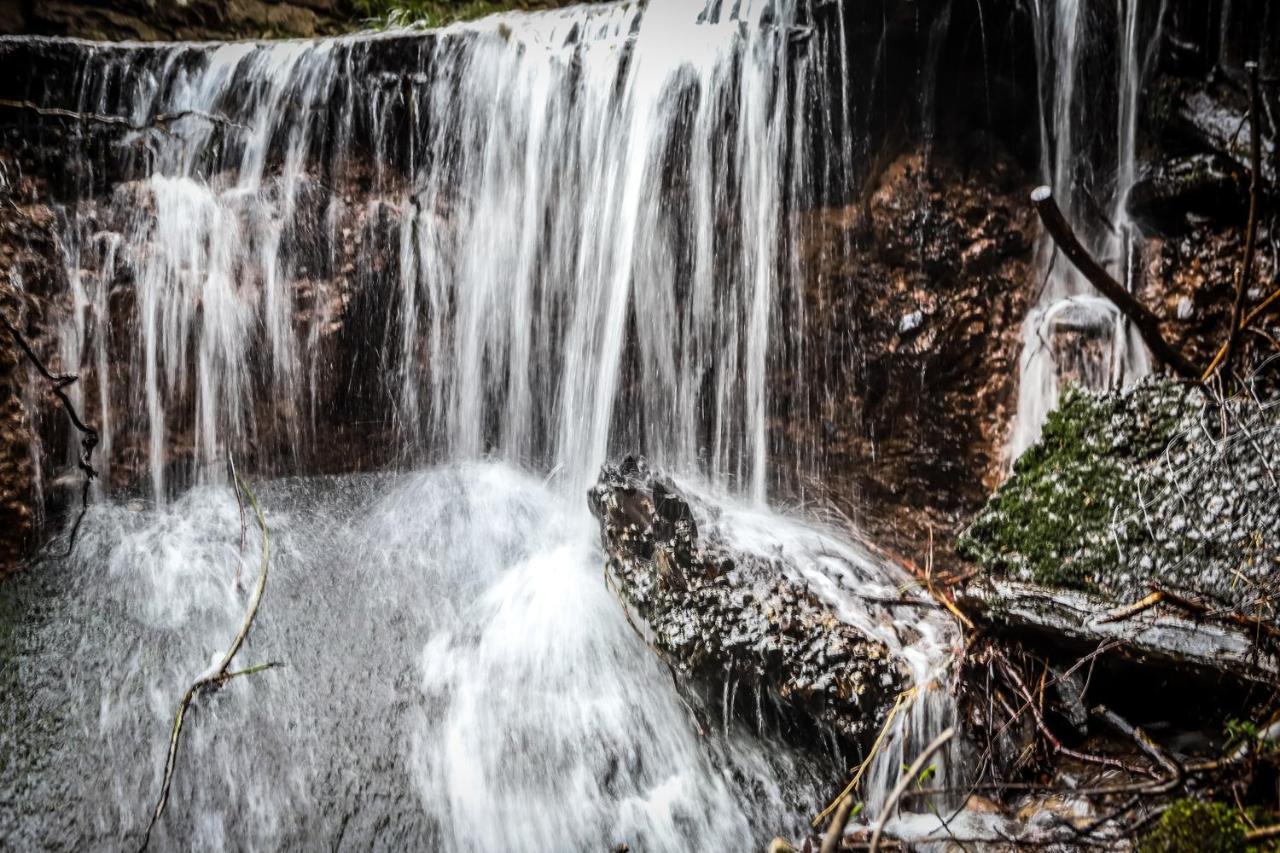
[0,307,98,554]
[1212,61,1265,382]
[1030,186,1200,380]
[0,98,248,134]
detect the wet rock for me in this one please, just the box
[1,0,355,40]
[0,158,67,576]
[778,150,1035,569]
[588,456,906,748]
[959,378,1280,682]
[0,283,36,578]
[1128,152,1247,230]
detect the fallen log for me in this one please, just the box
[958,578,1279,686]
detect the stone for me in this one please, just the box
[588,456,907,748]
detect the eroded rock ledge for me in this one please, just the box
[588,456,906,747]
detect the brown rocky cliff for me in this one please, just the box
[775,149,1036,569]
[0,158,69,577]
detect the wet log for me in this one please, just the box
[958,577,1280,686]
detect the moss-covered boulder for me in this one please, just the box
[959,379,1280,608]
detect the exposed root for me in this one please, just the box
[0,98,248,134]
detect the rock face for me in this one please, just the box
[0,285,35,578]
[777,150,1036,566]
[0,158,67,577]
[588,456,906,747]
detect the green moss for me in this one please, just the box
[351,0,598,29]
[1139,800,1249,853]
[958,381,1193,591]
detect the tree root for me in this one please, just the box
[138,470,279,851]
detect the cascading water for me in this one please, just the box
[1008,0,1167,459]
[1,2,965,850]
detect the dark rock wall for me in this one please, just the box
[775,150,1035,567]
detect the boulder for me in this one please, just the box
[959,379,1280,685]
[588,456,909,748]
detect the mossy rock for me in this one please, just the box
[958,380,1195,592]
[1139,799,1254,853]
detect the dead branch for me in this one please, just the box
[868,726,955,853]
[0,98,248,134]
[1093,704,1184,794]
[813,688,916,827]
[1030,186,1200,380]
[1246,824,1280,843]
[1155,585,1280,643]
[1202,280,1280,378]
[139,470,279,851]
[1099,590,1165,624]
[992,647,1155,778]
[1216,62,1265,382]
[0,307,98,553]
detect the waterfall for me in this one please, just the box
[1008,0,1167,459]
[38,0,842,505]
[1,2,964,850]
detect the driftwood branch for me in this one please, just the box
[1094,704,1184,794]
[0,307,98,553]
[1212,61,1265,382]
[0,98,248,134]
[139,470,279,851]
[1030,186,1200,380]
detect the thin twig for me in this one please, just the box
[0,98,248,133]
[821,795,858,853]
[1216,61,1265,382]
[139,470,277,851]
[0,308,98,554]
[813,688,917,827]
[1099,590,1165,623]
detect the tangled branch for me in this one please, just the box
[138,470,280,851]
